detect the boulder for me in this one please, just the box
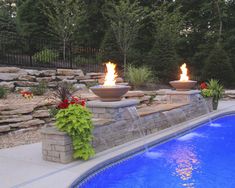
[0,67,20,73]
[0,73,19,81]
[0,104,35,115]
[56,76,74,81]
[57,69,84,77]
[36,77,55,82]
[61,79,77,84]
[86,72,104,77]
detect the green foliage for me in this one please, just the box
[201,89,212,98]
[55,104,94,160]
[126,65,153,89]
[0,86,7,99]
[206,79,224,102]
[148,34,178,82]
[32,49,59,63]
[30,81,47,96]
[203,45,235,87]
[104,0,147,72]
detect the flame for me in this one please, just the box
[103,62,117,86]
[180,63,189,81]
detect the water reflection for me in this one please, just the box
[167,145,201,188]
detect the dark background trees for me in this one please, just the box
[0,0,235,86]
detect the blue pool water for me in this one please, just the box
[76,115,235,188]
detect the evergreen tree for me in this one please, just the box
[203,44,235,87]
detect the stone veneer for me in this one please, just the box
[42,90,212,164]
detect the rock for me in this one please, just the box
[0,82,15,90]
[33,110,50,118]
[10,119,45,128]
[124,91,145,98]
[86,72,104,77]
[143,91,158,96]
[116,77,124,83]
[15,81,39,87]
[79,79,98,83]
[61,79,77,84]
[0,73,19,81]
[39,70,56,77]
[19,75,36,81]
[0,67,20,73]
[25,69,41,76]
[156,89,172,95]
[57,69,84,77]
[0,105,35,115]
[15,87,31,92]
[56,76,74,81]
[75,75,91,80]
[73,84,87,91]
[36,77,55,82]
[0,125,10,133]
[0,115,33,123]
[80,93,99,101]
[47,82,58,88]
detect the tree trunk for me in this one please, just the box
[123,52,127,77]
[215,0,223,41]
[63,39,66,61]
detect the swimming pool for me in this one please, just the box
[73,114,235,188]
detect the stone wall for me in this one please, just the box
[0,99,53,134]
[41,90,212,163]
[0,66,105,91]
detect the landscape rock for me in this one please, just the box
[15,81,39,87]
[0,67,20,73]
[56,76,74,81]
[39,70,56,77]
[0,73,19,81]
[0,115,33,123]
[36,77,55,82]
[0,125,10,133]
[0,82,15,90]
[18,75,36,81]
[10,119,45,128]
[124,91,145,98]
[33,110,50,118]
[57,69,84,77]
[73,84,87,91]
[25,69,41,76]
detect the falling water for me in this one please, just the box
[200,97,221,127]
[127,106,163,159]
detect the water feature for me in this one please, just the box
[127,106,165,159]
[75,114,235,188]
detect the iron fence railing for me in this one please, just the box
[0,35,106,73]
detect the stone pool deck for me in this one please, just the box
[1,100,235,188]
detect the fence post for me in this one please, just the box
[29,38,33,67]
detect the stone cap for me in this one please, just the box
[165,90,200,95]
[87,99,139,108]
[41,127,67,135]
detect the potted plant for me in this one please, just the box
[200,82,213,111]
[201,79,224,110]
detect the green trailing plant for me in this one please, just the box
[55,104,94,160]
[33,48,59,63]
[126,65,153,89]
[0,86,7,99]
[30,81,47,96]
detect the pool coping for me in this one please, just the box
[70,106,235,187]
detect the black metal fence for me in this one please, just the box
[0,35,106,73]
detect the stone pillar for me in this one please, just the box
[166,90,201,104]
[86,99,139,120]
[41,127,73,164]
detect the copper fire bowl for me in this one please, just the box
[169,80,197,91]
[90,85,130,102]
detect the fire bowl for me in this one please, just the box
[169,80,197,91]
[90,85,130,102]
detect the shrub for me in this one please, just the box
[30,81,47,96]
[54,82,75,101]
[126,65,153,89]
[33,48,59,63]
[203,45,235,87]
[0,86,7,99]
[55,104,94,160]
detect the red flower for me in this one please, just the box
[58,99,69,109]
[200,82,207,90]
[57,97,86,109]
